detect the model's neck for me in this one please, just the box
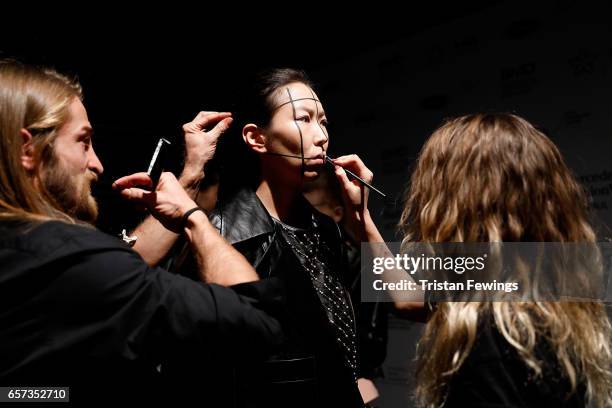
[255,178,308,227]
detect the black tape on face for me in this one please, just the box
[285,87,306,178]
[263,90,325,173]
[272,97,321,112]
[309,88,328,144]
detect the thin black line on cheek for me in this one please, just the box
[309,88,328,145]
[285,87,305,178]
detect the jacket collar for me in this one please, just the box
[216,187,276,245]
[214,187,341,246]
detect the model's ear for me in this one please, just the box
[20,128,36,171]
[242,123,267,154]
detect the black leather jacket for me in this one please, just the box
[208,187,365,408]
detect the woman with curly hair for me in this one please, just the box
[396,113,612,407]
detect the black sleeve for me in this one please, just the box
[41,245,283,364]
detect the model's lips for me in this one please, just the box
[307,158,325,165]
[306,153,326,165]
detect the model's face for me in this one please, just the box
[264,82,329,183]
[40,98,104,223]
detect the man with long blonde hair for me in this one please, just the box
[0,60,282,403]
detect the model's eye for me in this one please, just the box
[297,116,310,123]
[320,119,329,127]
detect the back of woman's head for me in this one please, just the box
[400,113,611,407]
[399,112,595,243]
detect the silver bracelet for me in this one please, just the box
[120,229,138,247]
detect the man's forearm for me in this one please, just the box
[184,211,259,286]
[179,167,204,197]
[131,216,180,266]
[130,172,203,266]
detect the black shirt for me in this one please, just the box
[444,313,586,407]
[275,216,359,381]
[0,220,282,404]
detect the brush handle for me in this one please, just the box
[326,156,386,198]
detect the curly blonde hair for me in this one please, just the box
[398,113,612,407]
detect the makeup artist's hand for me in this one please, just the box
[180,111,233,192]
[113,172,198,233]
[331,154,374,242]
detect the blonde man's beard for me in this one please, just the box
[41,155,99,224]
